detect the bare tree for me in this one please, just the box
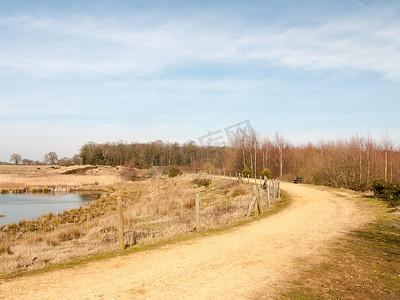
[72,154,83,165]
[381,132,393,182]
[44,152,59,165]
[273,133,287,179]
[10,154,22,165]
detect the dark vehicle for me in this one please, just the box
[293,177,303,184]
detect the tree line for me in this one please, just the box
[77,133,399,191]
[5,152,82,166]
[79,141,225,169]
[4,131,399,192]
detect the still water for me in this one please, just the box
[0,192,101,226]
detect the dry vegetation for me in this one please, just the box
[0,165,122,193]
[0,168,256,274]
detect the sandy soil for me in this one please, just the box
[0,182,374,299]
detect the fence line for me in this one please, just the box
[0,174,280,274]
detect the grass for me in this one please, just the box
[279,202,400,299]
[0,189,292,281]
[0,172,262,274]
[0,165,121,193]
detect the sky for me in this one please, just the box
[0,0,399,161]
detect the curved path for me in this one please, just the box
[0,183,374,299]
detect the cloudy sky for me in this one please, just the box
[0,0,399,161]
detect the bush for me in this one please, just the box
[260,168,272,179]
[168,167,182,178]
[57,227,82,241]
[121,160,138,181]
[241,168,251,177]
[192,178,212,187]
[372,181,400,207]
[62,166,97,175]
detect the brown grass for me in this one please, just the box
[0,173,257,274]
[0,165,121,193]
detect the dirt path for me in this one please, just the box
[0,183,374,299]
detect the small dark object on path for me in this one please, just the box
[293,177,303,184]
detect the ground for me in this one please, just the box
[0,182,387,299]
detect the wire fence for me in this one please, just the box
[0,175,280,274]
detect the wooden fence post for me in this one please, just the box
[117,196,124,250]
[278,181,281,199]
[253,186,258,217]
[195,193,200,231]
[257,185,263,214]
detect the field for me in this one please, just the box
[0,165,122,193]
[0,165,261,274]
[0,165,398,299]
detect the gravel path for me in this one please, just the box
[0,183,374,299]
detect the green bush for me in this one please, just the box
[260,168,272,179]
[168,167,182,178]
[241,168,251,177]
[192,178,212,187]
[372,181,400,207]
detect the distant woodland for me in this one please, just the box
[3,130,399,192]
[78,132,399,191]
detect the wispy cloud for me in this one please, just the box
[1,10,400,79]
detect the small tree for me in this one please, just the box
[10,154,22,165]
[44,152,58,165]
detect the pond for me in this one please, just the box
[0,192,101,226]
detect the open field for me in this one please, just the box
[1,166,398,298]
[0,182,387,299]
[0,171,259,274]
[0,165,122,193]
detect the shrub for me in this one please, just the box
[168,167,182,178]
[62,166,97,175]
[121,160,138,181]
[231,186,246,197]
[192,178,212,187]
[57,227,82,241]
[260,168,272,179]
[241,168,251,177]
[372,181,400,207]
[202,162,215,174]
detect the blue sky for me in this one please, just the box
[0,0,399,161]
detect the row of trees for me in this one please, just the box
[77,132,399,191]
[228,131,399,191]
[5,131,399,192]
[8,153,82,166]
[79,141,225,169]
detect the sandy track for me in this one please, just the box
[0,183,374,299]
